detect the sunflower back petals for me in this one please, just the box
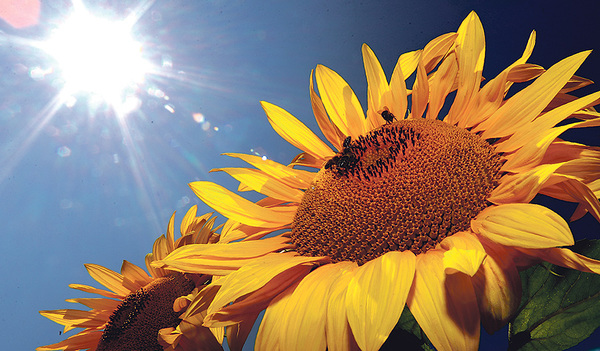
[421,32,458,73]
[472,204,574,249]
[476,51,591,139]
[427,51,458,120]
[120,260,152,288]
[411,61,429,119]
[362,43,392,128]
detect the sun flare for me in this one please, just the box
[41,2,151,111]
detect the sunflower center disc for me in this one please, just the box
[291,119,503,265]
[97,273,195,351]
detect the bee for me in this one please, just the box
[343,136,352,148]
[378,107,396,124]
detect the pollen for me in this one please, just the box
[291,118,503,265]
[97,273,195,351]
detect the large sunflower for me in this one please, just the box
[155,11,600,351]
[38,206,224,351]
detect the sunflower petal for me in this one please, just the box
[189,181,296,228]
[476,50,591,138]
[421,32,458,73]
[407,250,480,351]
[497,90,600,154]
[489,163,564,203]
[346,251,416,351]
[211,167,304,203]
[316,64,367,137]
[440,232,486,276]
[261,101,334,159]
[363,43,390,125]
[36,330,103,351]
[180,205,198,236]
[39,308,106,328]
[282,262,355,351]
[310,69,346,151]
[326,263,360,351]
[471,203,574,249]
[447,11,485,126]
[84,263,131,296]
[223,153,315,189]
[389,51,417,119]
[207,254,328,319]
[256,281,300,351]
[411,61,429,119]
[68,283,122,299]
[120,260,152,288]
[518,246,600,274]
[427,51,458,120]
[155,236,293,275]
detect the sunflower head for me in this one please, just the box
[293,118,503,264]
[38,206,223,351]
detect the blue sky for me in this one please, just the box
[1,0,599,350]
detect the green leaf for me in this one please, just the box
[508,240,600,350]
[382,307,432,350]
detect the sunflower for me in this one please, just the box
[38,206,224,351]
[154,11,600,351]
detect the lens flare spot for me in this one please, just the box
[57,146,71,157]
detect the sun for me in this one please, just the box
[41,1,151,113]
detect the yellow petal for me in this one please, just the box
[68,283,122,299]
[471,203,574,249]
[39,308,105,328]
[261,101,334,159]
[189,181,296,228]
[84,263,131,296]
[66,297,120,311]
[180,205,198,235]
[346,251,416,351]
[256,281,300,351]
[226,312,260,351]
[362,43,393,129]
[211,167,304,203]
[410,61,429,119]
[503,117,600,171]
[476,50,591,139]
[326,263,360,351]
[473,237,522,333]
[207,254,328,319]
[506,63,545,83]
[407,250,480,351]
[446,11,485,126]
[497,90,600,153]
[223,153,315,189]
[427,51,458,120]
[155,236,293,275]
[546,176,600,222]
[518,246,600,274]
[36,330,102,351]
[310,69,346,151]
[489,163,564,204]
[389,50,419,119]
[281,262,355,351]
[440,232,486,276]
[315,64,367,138]
[120,260,152,288]
[421,32,458,73]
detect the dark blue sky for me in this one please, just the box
[1,0,599,350]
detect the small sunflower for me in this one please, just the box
[38,206,224,351]
[155,11,600,351]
